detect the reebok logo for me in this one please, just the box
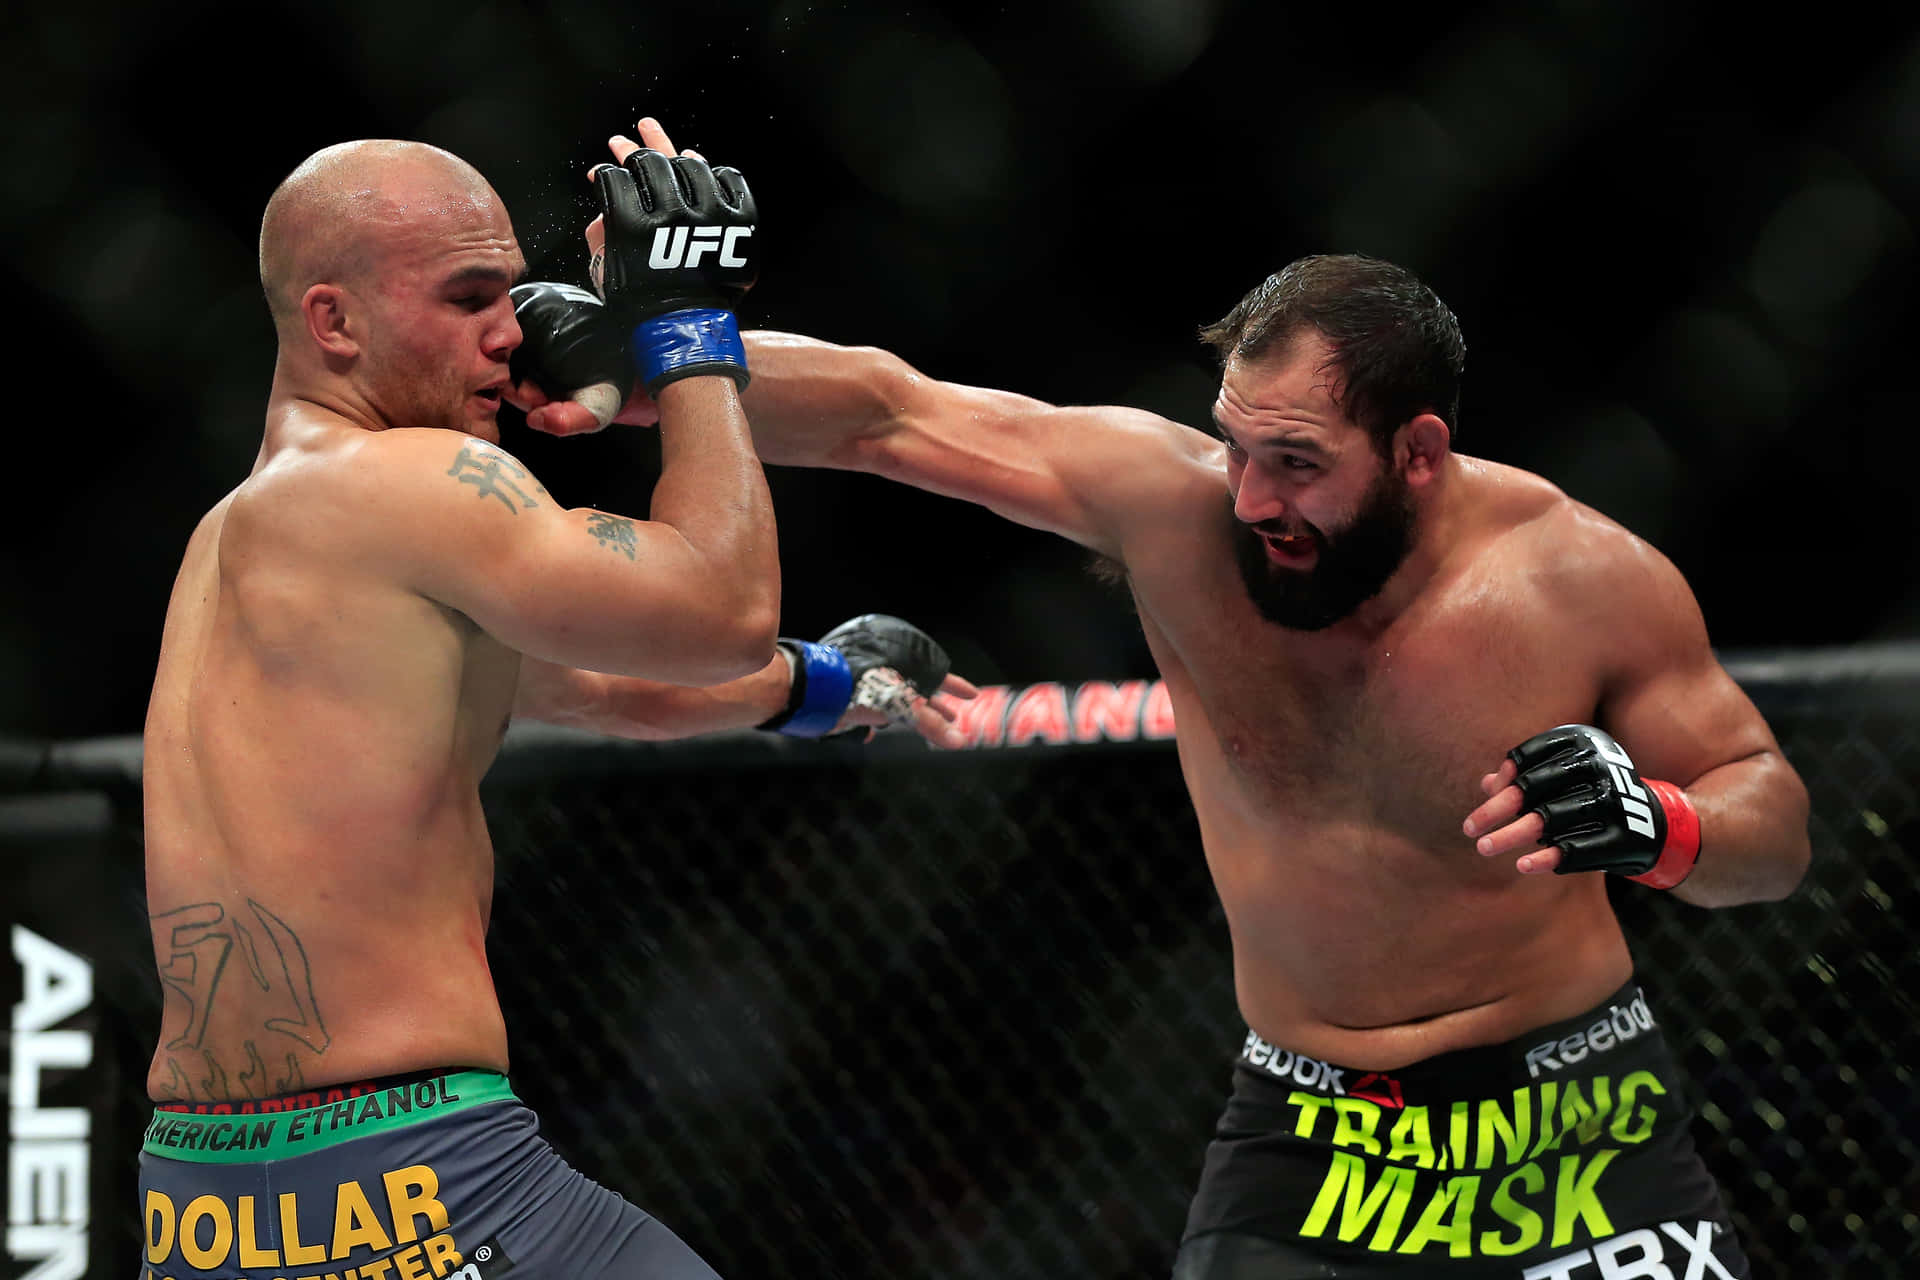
[1242,1032,1347,1095]
[1525,992,1655,1078]
[648,225,753,270]
[1594,737,1657,839]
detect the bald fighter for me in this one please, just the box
[517,123,1812,1278]
[138,136,966,1279]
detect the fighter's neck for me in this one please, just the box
[1338,454,1479,637]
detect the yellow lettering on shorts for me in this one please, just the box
[392,1240,432,1280]
[1528,1082,1563,1159]
[1299,1151,1416,1249]
[422,1231,464,1276]
[1441,1101,1470,1170]
[384,1165,450,1243]
[237,1194,282,1267]
[1558,1076,1608,1147]
[178,1193,234,1271]
[1610,1069,1665,1144]
[1330,1099,1383,1155]
[332,1179,396,1256]
[1396,1174,1480,1257]
[1550,1148,1619,1246]
[145,1189,176,1263]
[280,1189,327,1265]
[1386,1105,1436,1168]
[1475,1088,1533,1168]
[1288,1090,1329,1139]
[1479,1161,1546,1255]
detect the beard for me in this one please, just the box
[1230,465,1416,631]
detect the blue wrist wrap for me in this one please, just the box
[630,308,748,393]
[769,641,854,738]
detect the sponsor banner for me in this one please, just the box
[140,1164,517,1279]
[3,792,122,1280]
[943,680,1176,750]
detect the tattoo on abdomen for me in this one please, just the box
[586,511,638,559]
[151,899,328,1101]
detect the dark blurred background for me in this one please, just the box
[6,0,1919,740]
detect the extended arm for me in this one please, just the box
[513,120,1216,560]
[514,614,976,746]
[515,324,1218,560]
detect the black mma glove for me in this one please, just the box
[1508,724,1701,889]
[507,281,636,428]
[758,614,953,738]
[590,148,758,395]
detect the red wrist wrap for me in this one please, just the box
[1628,779,1700,889]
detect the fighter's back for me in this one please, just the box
[142,416,516,1104]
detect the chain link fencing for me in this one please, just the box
[475,647,1919,1278]
[2,645,1914,1277]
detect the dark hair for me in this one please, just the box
[1199,254,1465,450]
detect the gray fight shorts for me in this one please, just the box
[137,1069,721,1279]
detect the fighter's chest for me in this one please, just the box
[1202,631,1496,793]
[1143,569,1599,804]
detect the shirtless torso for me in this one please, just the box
[1128,456,1633,1068]
[141,132,781,1107]
[735,313,1808,1074]
[142,420,524,1103]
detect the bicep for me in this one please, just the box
[865,379,1219,558]
[387,439,750,682]
[1596,547,1782,784]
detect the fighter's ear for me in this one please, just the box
[302,283,360,360]
[1399,413,1451,486]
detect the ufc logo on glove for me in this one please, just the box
[648,225,754,270]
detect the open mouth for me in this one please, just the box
[1261,531,1318,565]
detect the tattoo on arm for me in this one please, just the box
[586,511,639,560]
[448,441,544,511]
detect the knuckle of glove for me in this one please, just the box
[1535,792,1602,834]
[1514,723,1666,878]
[507,283,636,400]
[1508,723,1594,770]
[1555,832,1658,877]
[598,160,759,320]
[1513,756,1602,806]
[820,615,951,694]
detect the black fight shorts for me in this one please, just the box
[137,1069,723,1279]
[1174,982,1750,1279]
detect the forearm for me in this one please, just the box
[1666,749,1811,908]
[738,332,906,468]
[650,374,781,641]
[520,653,791,740]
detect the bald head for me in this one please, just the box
[258,140,502,330]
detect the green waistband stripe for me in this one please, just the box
[142,1070,517,1163]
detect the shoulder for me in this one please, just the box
[1054,402,1226,508]
[247,426,545,512]
[228,426,552,566]
[1475,458,1703,641]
